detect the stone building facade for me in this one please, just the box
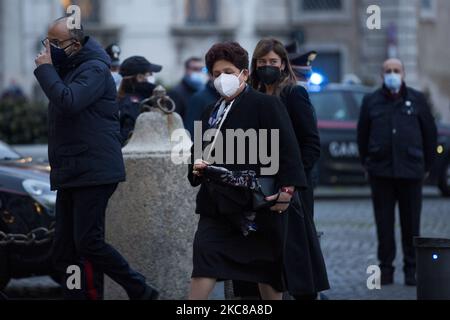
[0,0,448,120]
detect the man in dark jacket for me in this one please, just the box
[34,17,158,300]
[169,57,208,121]
[357,58,438,286]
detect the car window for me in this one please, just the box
[351,91,367,109]
[310,91,353,121]
[0,141,21,160]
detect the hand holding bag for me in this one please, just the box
[203,165,279,212]
[252,177,280,211]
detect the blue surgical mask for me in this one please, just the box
[186,72,208,91]
[384,73,403,92]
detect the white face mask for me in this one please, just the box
[147,75,156,84]
[214,70,244,98]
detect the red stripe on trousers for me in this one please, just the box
[84,260,98,300]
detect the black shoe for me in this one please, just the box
[0,291,8,300]
[381,271,394,286]
[405,272,417,287]
[140,284,160,300]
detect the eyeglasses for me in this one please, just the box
[41,37,75,49]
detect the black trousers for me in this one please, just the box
[52,183,146,300]
[369,176,423,273]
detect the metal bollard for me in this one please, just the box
[414,237,450,300]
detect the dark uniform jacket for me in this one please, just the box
[357,85,438,180]
[118,95,141,144]
[185,81,221,138]
[281,85,321,173]
[169,78,198,121]
[117,82,156,144]
[34,37,126,190]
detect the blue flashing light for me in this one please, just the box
[432,254,439,260]
[310,72,325,86]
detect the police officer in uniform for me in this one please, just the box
[286,42,317,91]
[286,43,320,217]
[105,43,122,90]
[284,42,329,300]
[117,56,162,144]
[357,58,438,286]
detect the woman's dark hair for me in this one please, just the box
[117,76,138,100]
[250,38,297,96]
[205,42,249,75]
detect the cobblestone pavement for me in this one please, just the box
[3,188,449,300]
[315,190,450,300]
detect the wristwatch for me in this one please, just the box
[281,187,295,197]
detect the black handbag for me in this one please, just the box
[203,166,252,214]
[203,166,279,212]
[252,177,279,211]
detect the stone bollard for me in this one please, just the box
[105,87,198,300]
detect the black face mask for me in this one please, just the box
[256,66,282,85]
[133,82,155,99]
[50,42,76,67]
[50,46,70,67]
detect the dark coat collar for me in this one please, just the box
[382,83,407,101]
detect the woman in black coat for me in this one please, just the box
[188,42,307,300]
[250,38,330,299]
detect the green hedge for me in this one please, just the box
[0,99,48,144]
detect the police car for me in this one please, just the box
[309,81,450,197]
